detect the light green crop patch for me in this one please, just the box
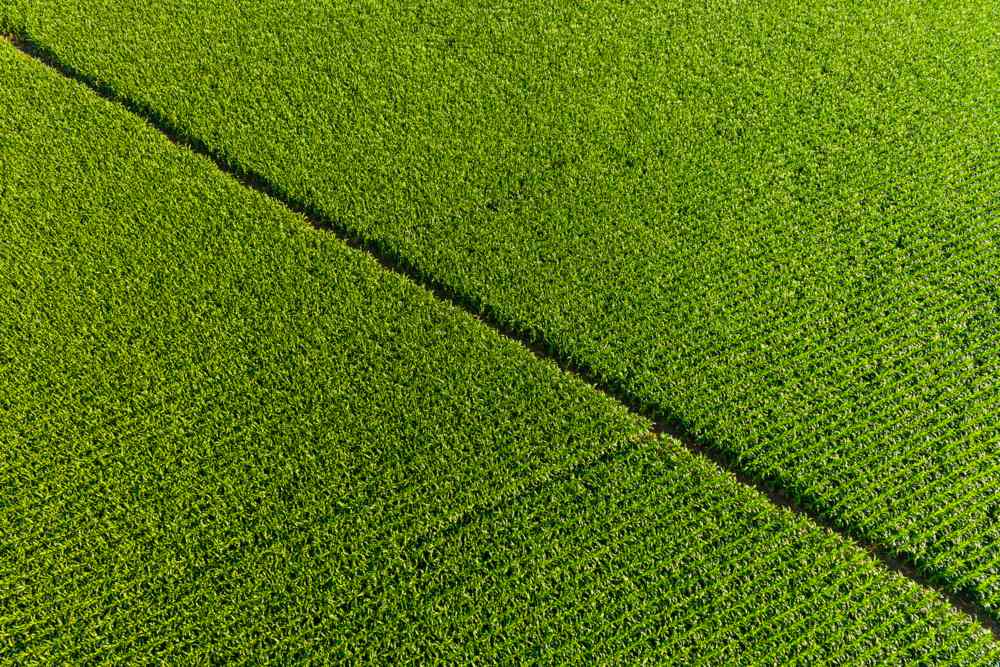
[344,437,1000,664]
[8,0,999,617]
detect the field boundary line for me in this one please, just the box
[6,30,998,641]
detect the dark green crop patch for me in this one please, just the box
[7,0,998,618]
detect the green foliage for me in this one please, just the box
[1,44,996,662]
[8,0,998,615]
